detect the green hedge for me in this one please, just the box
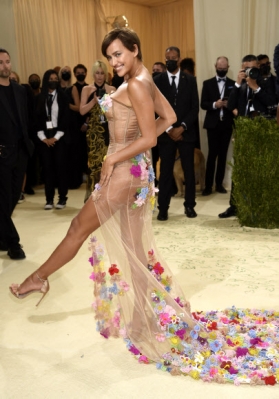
[232,116,279,229]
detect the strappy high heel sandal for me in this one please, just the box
[9,273,49,307]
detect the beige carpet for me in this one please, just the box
[1,186,279,399]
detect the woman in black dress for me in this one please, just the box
[80,60,115,201]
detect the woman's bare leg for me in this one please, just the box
[10,198,100,295]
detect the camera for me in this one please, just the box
[244,67,260,80]
[261,104,278,120]
[96,88,106,98]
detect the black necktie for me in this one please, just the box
[171,75,176,96]
[47,93,53,118]
[217,78,225,83]
[247,87,253,100]
[171,75,177,107]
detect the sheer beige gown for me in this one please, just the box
[89,95,279,385]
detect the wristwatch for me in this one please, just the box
[181,122,187,131]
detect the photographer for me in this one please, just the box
[227,54,277,118]
[219,54,277,218]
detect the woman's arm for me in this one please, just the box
[99,77,176,186]
[80,85,97,115]
[69,85,80,112]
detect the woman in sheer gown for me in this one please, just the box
[9,28,279,386]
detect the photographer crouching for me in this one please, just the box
[218,54,277,218]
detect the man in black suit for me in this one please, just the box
[154,46,199,220]
[201,56,235,196]
[0,48,33,259]
[219,54,277,218]
[257,54,278,115]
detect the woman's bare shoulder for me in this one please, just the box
[83,84,94,91]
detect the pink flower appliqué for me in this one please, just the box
[139,159,149,181]
[89,271,106,284]
[134,197,145,207]
[130,164,141,177]
[119,281,130,292]
[155,333,166,342]
[159,312,171,325]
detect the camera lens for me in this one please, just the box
[246,67,260,80]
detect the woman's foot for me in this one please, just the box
[9,272,49,306]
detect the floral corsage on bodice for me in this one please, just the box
[98,93,112,113]
[130,153,158,210]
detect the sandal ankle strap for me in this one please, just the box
[36,273,47,283]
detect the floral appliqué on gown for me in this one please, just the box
[89,94,279,386]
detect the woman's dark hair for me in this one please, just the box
[101,28,142,61]
[180,58,195,75]
[28,73,40,82]
[41,69,59,96]
[73,63,87,74]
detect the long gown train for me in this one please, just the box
[89,95,279,386]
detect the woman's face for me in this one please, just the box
[48,73,59,91]
[61,66,71,81]
[94,67,106,85]
[106,39,138,77]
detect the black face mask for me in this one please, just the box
[48,81,59,90]
[260,65,271,76]
[29,81,40,90]
[166,60,178,73]
[216,70,228,78]
[61,71,71,81]
[152,71,161,79]
[76,74,85,82]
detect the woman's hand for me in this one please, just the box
[99,156,114,187]
[42,138,57,147]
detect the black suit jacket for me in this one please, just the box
[154,71,199,143]
[35,89,70,144]
[227,78,277,117]
[201,76,235,129]
[0,81,33,156]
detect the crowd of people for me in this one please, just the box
[0,42,279,260]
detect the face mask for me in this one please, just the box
[260,65,271,76]
[152,71,161,79]
[30,81,40,90]
[48,81,59,90]
[61,71,71,81]
[166,60,178,73]
[216,70,228,78]
[76,74,85,82]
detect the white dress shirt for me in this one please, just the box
[37,89,65,141]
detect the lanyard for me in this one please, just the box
[47,92,57,120]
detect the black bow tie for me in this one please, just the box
[217,78,226,82]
